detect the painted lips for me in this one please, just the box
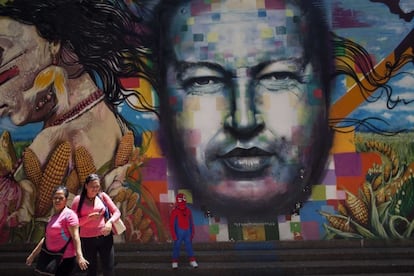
[0,65,19,86]
[220,147,273,172]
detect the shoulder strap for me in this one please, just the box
[42,237,72,253]
[60,237,72,253]
[97,193,111,219]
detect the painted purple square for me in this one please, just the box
[141,158,167,181]
[333,152,362,176]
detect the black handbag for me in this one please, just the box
[34,237,72,276]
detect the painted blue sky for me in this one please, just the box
[329,0,414,133]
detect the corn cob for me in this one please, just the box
[141,227,153,243]
[113,188,127,203]
[127,192,139,214]
[380,167,412,203]
[125,188,133,199]
[391,154,399,177]
[22,147,43,189]
[129,147,143,164]
[133,208,143,226]
[66,169,80,194]
[36,141,71,217]
[0,131,17,172]
[337,202,348,216]
[375,186,386,205]
[383,163,391,183]
[345,191,369,227]
[138,217,151,231]
[114,131,134,167]
[321,211,355,233]
[74,146,96,184]
[361,181,372,205]
[371,174,383,190]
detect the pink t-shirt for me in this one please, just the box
[45,206,78,259]
[71,192,121,238]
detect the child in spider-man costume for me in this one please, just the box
[169,193,198,269]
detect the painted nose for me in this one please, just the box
[224,71,264,138]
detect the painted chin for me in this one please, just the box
[204,152,295,202]
[209,177,288,202]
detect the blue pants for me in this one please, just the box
[172,227,194,261]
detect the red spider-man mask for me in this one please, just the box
[176,193,187,209]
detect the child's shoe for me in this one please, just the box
[172,262,178,269]
[190,260,198,268]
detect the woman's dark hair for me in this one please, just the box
[53,185,69,199]
[0,0,158,114]
[76,173,101,215]
[85,173,100,184]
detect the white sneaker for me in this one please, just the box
[190,261,198,268]
[172,262,178,269]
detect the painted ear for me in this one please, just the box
[49,41,61,64]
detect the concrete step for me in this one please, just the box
[2,259,413,276]
[112,259,414,276]
[4,247,413,263]
[1,240,413,275]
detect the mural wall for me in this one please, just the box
[1,0,414,244]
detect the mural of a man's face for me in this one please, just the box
[0,17,54,125]
[163,0,331,215]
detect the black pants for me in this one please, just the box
[56,257,75,276]
[80,235,114,276]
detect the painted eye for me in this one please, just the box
[181,76,225,95]
[262,72,302,82]
[258,72,304,92]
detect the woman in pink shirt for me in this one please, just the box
[71,173,121,276]
[26,186,89,275]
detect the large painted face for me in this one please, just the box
[164,0,328,214]
[0,17,54,125]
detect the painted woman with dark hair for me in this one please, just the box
[0,0,157,235]
[0,0,156,167]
